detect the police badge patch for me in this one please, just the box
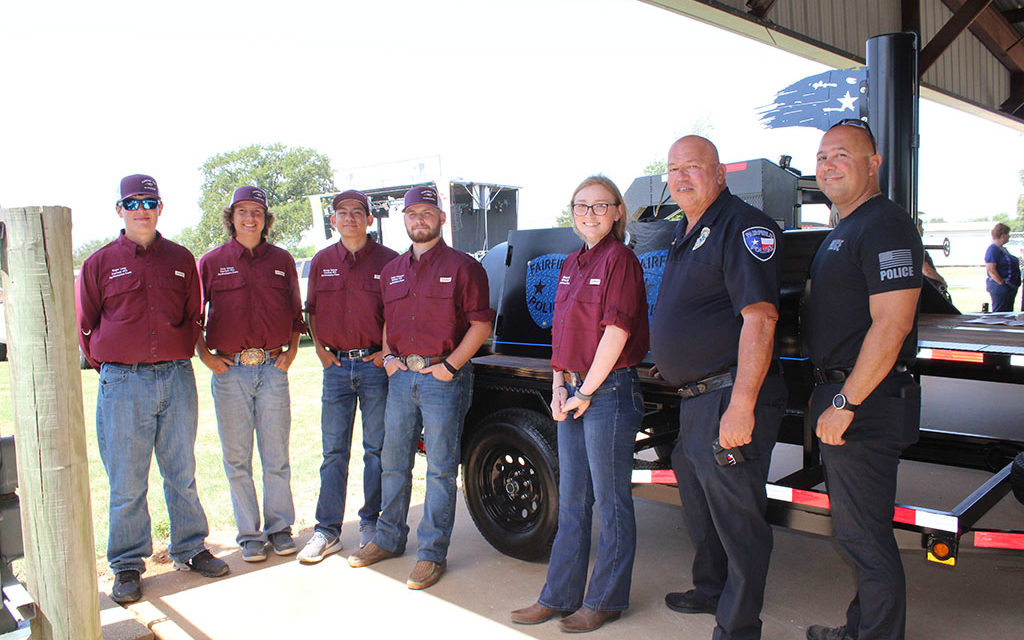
[525,253,566,328]
[741,227,777,261]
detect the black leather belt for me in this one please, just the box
[813,362,909,385]
[678,371,734,399]
[331,346,379,360]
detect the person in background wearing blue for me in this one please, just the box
[510,175,648,633]
[984,222,1019,312]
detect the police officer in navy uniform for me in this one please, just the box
[650,136,786,640]
[804,120,922,640]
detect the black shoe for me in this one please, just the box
[664,589,717,614]
[269,532,297,556]
[806,624,854,640]
[174,549,230,577]
[111,570,142,604]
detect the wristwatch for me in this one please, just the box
[832,393,860,413]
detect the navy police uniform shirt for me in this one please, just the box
[650,188,781,385]
[806,194,923,370]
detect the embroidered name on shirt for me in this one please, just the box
[109,266,132,279]
[218,266,239,276]
[828,239,844,251]
[878,249,915,281]
[174,270,185,278]
[374,274,381,280]
[559,275,571,285]
[274,269,286,277]
[589,278,601,285]
[390,274,405,285]
[321,268,340,277]
[439,277,452,283]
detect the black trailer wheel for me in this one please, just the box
[463,408,559,561]
[0,342,6,362]
[1012,451,1024,505]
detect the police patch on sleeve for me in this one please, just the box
[742,227,776,261]
[878,249,915,281]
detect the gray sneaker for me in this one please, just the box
[359,522,377,549]
[298,531,342,564]
[241,540,267,562]
[269,532,297,556]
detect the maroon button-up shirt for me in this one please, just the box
[550,234,649,373]
[381,239,495,357]
[306,237,398,351]
[76,231,202,367]
[199,238,304,353]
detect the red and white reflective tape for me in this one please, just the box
[632,472,959,533]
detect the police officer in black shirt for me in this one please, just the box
[650,136,786,640]
[804,120,922,640]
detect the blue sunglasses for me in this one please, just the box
[120,198,161,211]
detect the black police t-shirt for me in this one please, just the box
[805,194,923,369]
[651,189,781,385]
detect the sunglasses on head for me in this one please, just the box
[828,118,877,152]
[120,198,161,211]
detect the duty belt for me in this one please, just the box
[400,354,446,371]
[678,371,734,399]
[813,361,910,385]
[219,347,285,366]
[331,346,379,360]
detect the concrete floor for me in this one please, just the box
[112,483,1024,640]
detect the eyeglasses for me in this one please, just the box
[828,118,876,152]
[571,202,617,217]
[119,198,161,211]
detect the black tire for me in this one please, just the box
[0,342,6,362]
[1012,451,1024,505]
[462,408,559,561]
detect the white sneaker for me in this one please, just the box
[298,531,343,564]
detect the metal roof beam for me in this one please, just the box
[903,0,921,34]
[942,0,1024,73]
[920,0,993,75]
[1002,8,1024,24]
[744,0,776,19]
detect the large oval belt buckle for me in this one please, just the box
[239,348,267,366]
[406,354,427,371]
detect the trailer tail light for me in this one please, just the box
[927,536,957,566]
[972,531,1024,550]
[928,349,985,364]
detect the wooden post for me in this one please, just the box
[0,207,101,640]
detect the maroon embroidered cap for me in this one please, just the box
[332,190,370,213]
[403,185,441,212]
[119,174,160,201]
[230,185,269,210]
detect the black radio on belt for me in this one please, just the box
[712,438,745,466]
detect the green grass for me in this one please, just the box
[941,266,1007,313]
[0,342,426,574]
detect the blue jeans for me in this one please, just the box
[314,358,388,538]
[539,368,642,612]
[96,360,209,574]
[986,280,1018,312]
[211,359,295,544]
[373,364,473,563]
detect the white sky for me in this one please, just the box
[2,0,1022,247]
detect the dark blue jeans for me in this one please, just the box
[986,280,1018,312]
[671,373,786,640]
[538,368,643,612]
[314,358,388,538]
[373,365,473,563]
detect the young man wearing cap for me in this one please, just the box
[347,185,494,590]
[196,186,304,562]
[76,174,229,604]
[297,190,398,564]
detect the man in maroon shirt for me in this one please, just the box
[347,185,494,590]
[196,185,304,562]
[76,174,228,604]
[297,190,398,564]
